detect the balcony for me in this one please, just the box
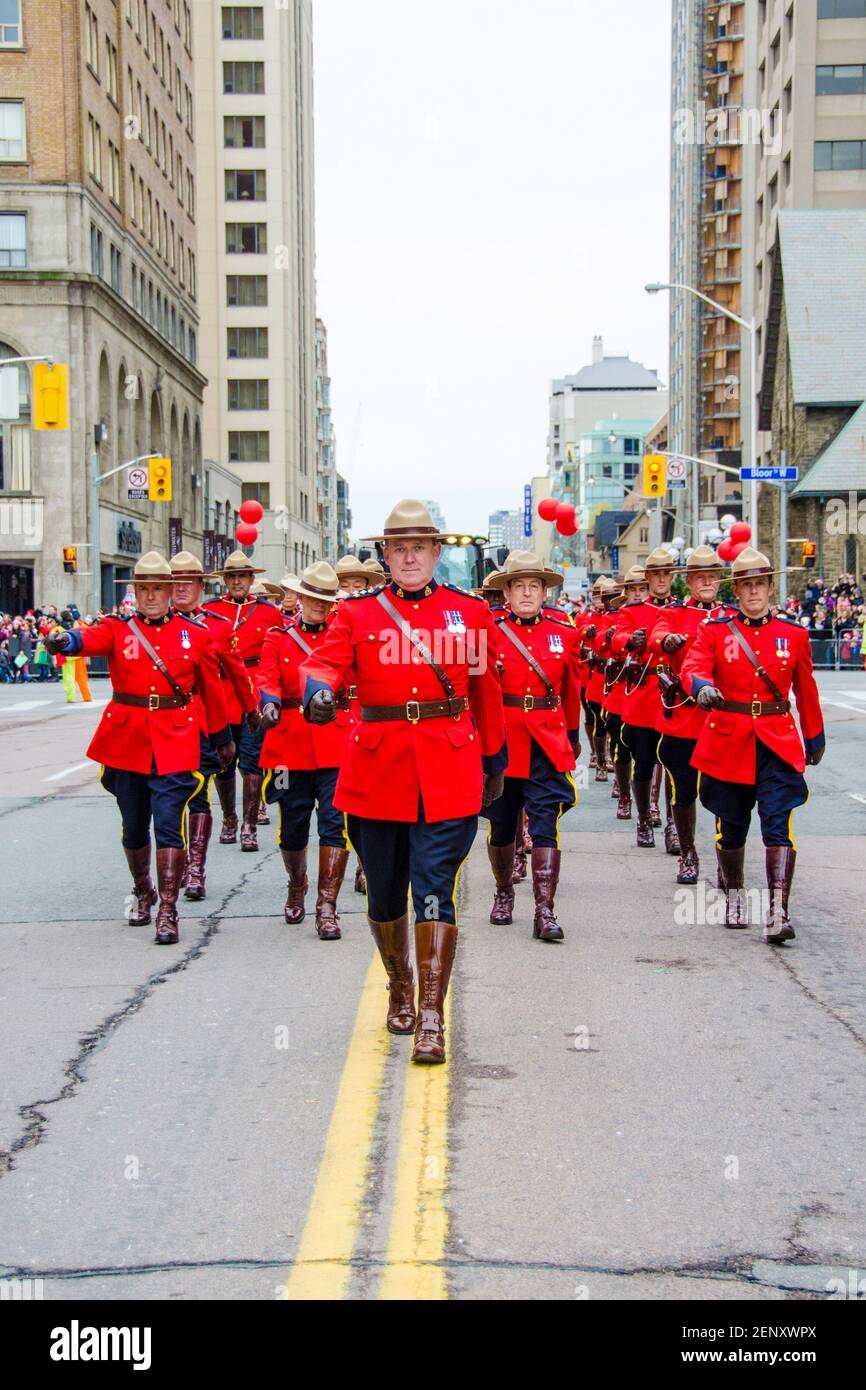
[700,338,742,355]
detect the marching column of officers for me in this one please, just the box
[48,499,825,1067]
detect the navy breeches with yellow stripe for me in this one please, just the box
[101,765,202,850]
[621,722,659,783]
[188,731,220,816]
[346,808,477,925]
[699,740,808,849]
[264,766,346,851]
[482,740,575,850]
[658,733,699,808]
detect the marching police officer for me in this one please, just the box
[603,566,649,819]
[258,562,354,940]
[279,575,300,621]
[204,550,280,851]
[301,499,507,1064]
[651,545,735,886]
[681,546,825,942]
[45,552,233,944]
[335,554,372,596]
[482,552,582,942]
[575,580,605,766]
[169,551,259,900]
[582,578,622,782]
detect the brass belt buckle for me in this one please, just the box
[406,700,421,724]
[148,693,159,711]
[750,699,762,718]
[523,694,535,712]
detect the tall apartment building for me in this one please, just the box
[487,508,524,552]
[315,317,338,562]
[193,0,319,578]
[0,0,204,612]
[747,0,866,464]
[669,0,705,466]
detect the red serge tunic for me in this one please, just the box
[299,581,507,823]
[178,604,258,724]
[650,598,737,740]
[493,612,583,779]
[610,596,675,730]
[680,611,825,782]
[65,613,230,775]
[202,595,281,724]
[257,618,353,771]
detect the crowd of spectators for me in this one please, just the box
[0,600,134,691]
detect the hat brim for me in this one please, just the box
[205,565,267,578]
[487,566,564,591]
[728,566,802,582]
[365,530,448,544]
[293,583,343,603]
[114,573,187,585]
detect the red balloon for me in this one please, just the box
[717,539,734,562]
[729,522,751,544]
[554,501,576,524]
[538,498,559,522]
[239,500,264,525]
[557,517,578,537]
[730,541,749,560]
[235,523,258,546]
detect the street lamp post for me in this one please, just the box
[645,281,759,550]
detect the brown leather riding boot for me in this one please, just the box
[531,847,564,942]
[512,844,527,882]
[369,914,416,1034]
[354,858,367,894]
[257,797,270,825]
[240,773,261,851]
[488,843,516,924]
[594,735,608,782]
[588,740,597,770]
[154,847,186,945]
[615,761,633,820]
[716,845,748,928]
[183,812,213,901]
[672,802,699,885]
[633,779,655,847]
[764,846,796,944]
[124,844,156,925]
[281,848,308,923]
[215,774,238,845]
[649,763,663,827]
[663,777,680,855]
[315,846,349,940]
[412,921,458,1064]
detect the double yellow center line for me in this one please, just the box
[285,953,452,1301]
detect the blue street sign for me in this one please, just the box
[611,545,620,572]
[740,466,799,482]
[524,483,533,537]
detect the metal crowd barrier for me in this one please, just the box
[806,632,864,671]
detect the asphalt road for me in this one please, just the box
[0,673,864,1301]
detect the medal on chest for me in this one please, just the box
[548,632,564,653]
[775,634,790,659]
[443,609,466,635]
[180,628,192,650]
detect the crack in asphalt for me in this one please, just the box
[771,951,866,1055]
[0,852,276,1178]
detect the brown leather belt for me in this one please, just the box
[361,696,469,724]
[113,690,196,711]
[243,656,260,668]
[284,695,354,712]
[503,693,560,712]
[718,699,790,717]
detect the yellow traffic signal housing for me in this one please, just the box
[148,456,172,502]
[32,362,69,431]
[62,546,77,574]
[802,541,817,569]
[643,453,665,499]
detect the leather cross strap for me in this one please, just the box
[127,618,191,706]
[285,626,315,658]
[717,698,790,717]
[496,618,557,700]
[375,590,457,702]
[361,696,469,724]
[243,656,260,668]
[113,690,197,711]
[724,619,787,704]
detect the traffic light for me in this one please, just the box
[32,362,69,431]
[148,456,172,502]
[62,546,77,574]
[643,453,665,499]
[802,541,817,569]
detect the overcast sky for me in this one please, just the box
[313,0,672,540]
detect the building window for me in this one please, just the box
[815,138,866,169]
[222,6,264,39]
[228,430,269,462]
[769,173,778,208]
[188,250,195,297]
[0,0,22,45]
[105,38,119,102]
[227,327,268,358]
[228,378,269,410]
[90,223,104,276]
[623,438,640,455]
[188,328,197,364]
[186,169,195,218]
[224,114,265,148]
[87,115,102,182]
[0,212,26,267]
[85,4,99,74]
[226,274,268,306]
[818,0,866,16]
[816,64,866,95]
[783,153,791,188]
[0,100,25,160]
[110,243,122,292]
[222,61,264,95]
[131,264,138,310]
[770,32,780,69]
[107,140,120,203]
[224,169,267,201]
[226,222,267,254]
[241,481,270,508]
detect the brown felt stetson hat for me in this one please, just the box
[367,498,447,544]
[335,554,371,584]
[622,565,647,587]
[168,550,205,577]
[293,560,344,603]
[644,546,678,572]
[279,572,301,596]
[486,549,563,591]
[208,548,265,578]
[250,579,286,600]
[728,545,792,582]
[114,550,186,584]
[684,544,724,573]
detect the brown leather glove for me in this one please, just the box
[216,740,236,773]
[44,631,70,655]
[662,632,688,654]
[626,628,647,651]
[585,624,597,640]
[805,746,825,766]
[245,708,262,733]
[261,703,280,731]
[482,771,505,806]
[696,685,725,710]
[308,689,336,725]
